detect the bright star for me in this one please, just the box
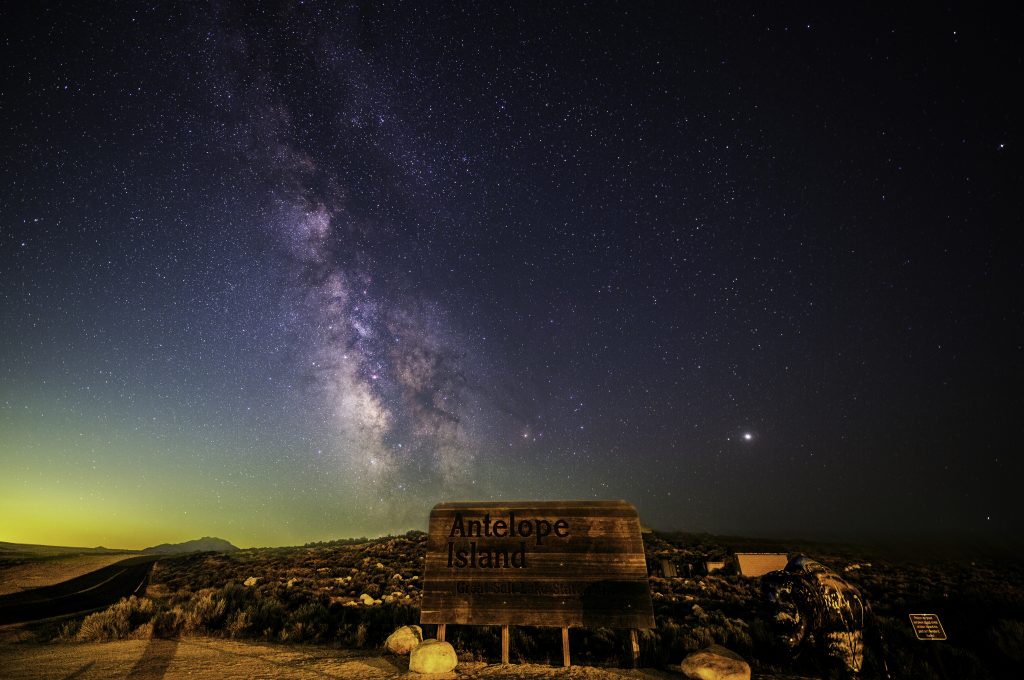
[743,433,753,441]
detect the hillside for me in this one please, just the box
[0,542,132,560]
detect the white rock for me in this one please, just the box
[680,645,751,680]
[409,639,457,674]
[243,577,259,587]
[359,593,375,605]
[384,625,422,654]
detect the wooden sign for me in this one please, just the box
[420,500,655,629]
[909,613,947,640]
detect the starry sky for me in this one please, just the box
[2,3,1020,549]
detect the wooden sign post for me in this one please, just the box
[421,500,655,666]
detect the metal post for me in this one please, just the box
[629,629,640,667]
[436,623,445,642]
[562,626,571,667]
[501,625,510,664]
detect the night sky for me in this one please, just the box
[2,3,1020,549]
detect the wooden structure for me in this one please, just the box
[421,500,655,666]
[655,558,678,577]
[705,559,727,573]
[735,552,790,577]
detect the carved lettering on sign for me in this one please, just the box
[421,500,655,629]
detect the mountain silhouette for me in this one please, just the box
[142,536,238,554]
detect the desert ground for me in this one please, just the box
[0,636,690,680]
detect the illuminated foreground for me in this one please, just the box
[0,637,680,680]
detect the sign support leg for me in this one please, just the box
[561,626,570,667]
[629,629,640,667]
[436,623,445,642]
[501,625,510,664]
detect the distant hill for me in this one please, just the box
[142,537,238,554]
[0,541,133,559]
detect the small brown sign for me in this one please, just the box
[420,500,655,628]
[909,613,947,640]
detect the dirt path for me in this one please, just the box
[0,637,681,679]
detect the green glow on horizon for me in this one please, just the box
[1,395,581,549]
[0,408,325,549]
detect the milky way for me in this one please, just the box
[222,18,489,520]
[1,2,1019,547]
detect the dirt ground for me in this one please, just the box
[0,636,682,679]
[0,555,144,596]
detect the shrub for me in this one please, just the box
[57,619,81,642]
[226,610,251,638]
[76,596,155,641]
[247,597,286,639]
[153,607,184,638]
[182,589,226,634]
[285,602,330,642]
[218,581,251,613]
[990,619,1024,663]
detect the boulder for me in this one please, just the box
[409,639,457,674]
[384,625,422,654]
[680,645,751,680]
[243,577,259,587]
[359,593,375,606]
[762,555,866,673]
